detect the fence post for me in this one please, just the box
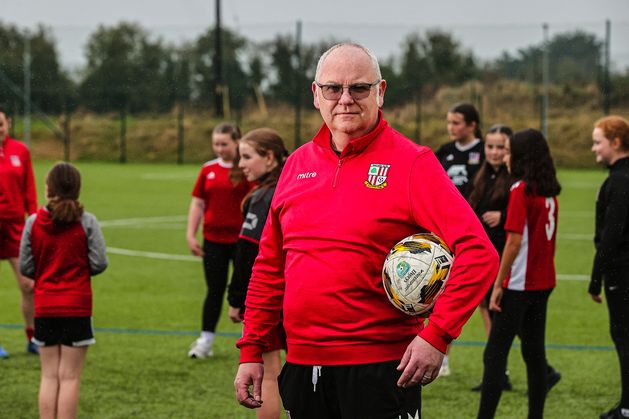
[119,108,127,164]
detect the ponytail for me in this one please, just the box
[46,162,84,224]
[48,198,84,224]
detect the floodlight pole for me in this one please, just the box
[214,0,224,118]
[541,23,549,139]
[294,20,302,149]
[23,30,31,148]
[603,19,611,115]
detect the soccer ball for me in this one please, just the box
[382,233,454,317]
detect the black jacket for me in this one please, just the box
[470,165,509,256]
[589,157,629,295]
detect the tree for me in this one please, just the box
[492,31,603,85]
[0,22,74,114]
[79,22,173,113]
[191,27,249,115]
[422,30,477,87]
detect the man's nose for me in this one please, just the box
[337,87,355,105]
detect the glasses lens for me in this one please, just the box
[348,84,373,99]
[321,85,342,100]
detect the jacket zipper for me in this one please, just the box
[333,158,343,188]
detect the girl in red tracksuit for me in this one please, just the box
[478,129,561,419]
[20,162,108,419]
[0,105,39,354]
[186,122,252,358]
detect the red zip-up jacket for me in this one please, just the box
[0,136,37,220]
[20,207,108,317]
[238,115,499,365]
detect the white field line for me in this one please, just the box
[107,246,591,279]
[101,215,594,279]
[141,173,197,180]
[561,211,594,218]
[100,215,186,228]
[107,247,199,262]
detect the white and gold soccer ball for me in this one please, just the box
[382,233,454,317]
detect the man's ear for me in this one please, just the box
[312,82,320,110]
[377,79,387,108]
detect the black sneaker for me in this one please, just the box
[470,374,512,392]
[600,406,622,419]
[546,367,561,393]
[600,405,629,419]
[503,374,513,391]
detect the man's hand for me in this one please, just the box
[396,336,444,387]
[229,306,244,323]
[234,363,264,409]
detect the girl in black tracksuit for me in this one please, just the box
[590,116,629,419]
[227,128,288,419]
[468,125,513,392]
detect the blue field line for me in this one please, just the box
[0,323,241,338]
[0,323,613,351]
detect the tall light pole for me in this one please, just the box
[541,23,550,138]
[214,0,224,117]
[23,30,31,147]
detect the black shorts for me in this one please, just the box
[278,360,422,419]
[33,317,95,347]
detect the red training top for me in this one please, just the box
[20,207,109,317]
[238,114,499,365]
[503,180,558,291]
[192,158,252,243]
[0,136,37,220]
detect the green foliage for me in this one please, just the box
[191,27,249,112]
[492,31,603,85]
[0,22,73,114]
[0,163,616,418]
[79,22,176,113]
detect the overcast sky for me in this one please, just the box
[3,0,629,69]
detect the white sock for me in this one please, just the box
[442,355,449,366]
[620,407,629,417]
[200,331,215,345]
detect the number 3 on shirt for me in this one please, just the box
[545,198,556,241]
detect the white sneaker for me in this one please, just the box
[187,338,213,359]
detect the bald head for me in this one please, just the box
[315,43,382,83]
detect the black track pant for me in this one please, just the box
[279,361,422,419]
[201,240,235,332]
[478,288,552,419]
[604,270,629,409]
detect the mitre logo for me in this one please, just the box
[296,171,317,180]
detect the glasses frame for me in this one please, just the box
[314,79,382,101]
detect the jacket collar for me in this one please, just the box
[313,110,388,158]
[610,156,629,172]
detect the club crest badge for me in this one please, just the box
[468,152,481,165]
[10,155,21,167]
[364,163,390,189]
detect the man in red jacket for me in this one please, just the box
[234,44,499,418]
[0,105,38,355]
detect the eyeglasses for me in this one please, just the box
[315,80,381,101]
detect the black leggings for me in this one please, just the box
[604,270,629,409]
[201,240,236,332]
[478,288,552,419]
